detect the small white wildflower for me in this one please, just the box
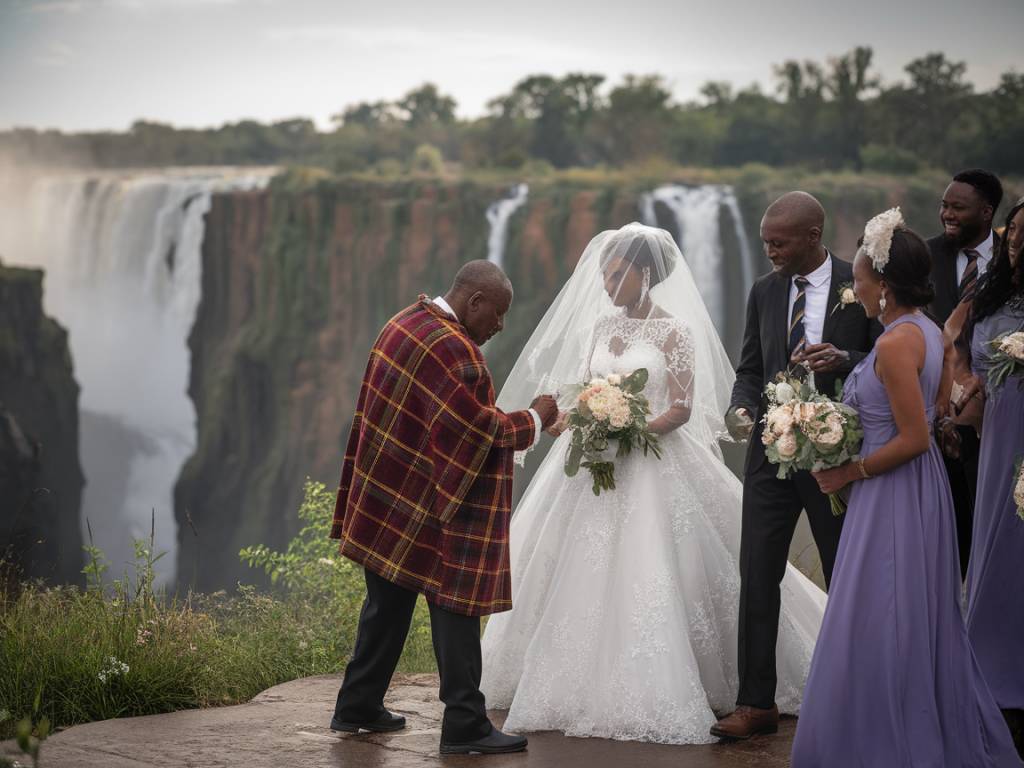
[317,557,335,567]
[298,640,309,650]
[606,373,622,386]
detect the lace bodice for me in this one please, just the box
[587,313,695,426]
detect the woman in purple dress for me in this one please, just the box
[791,210,1021,767]
[964,197,1024,737]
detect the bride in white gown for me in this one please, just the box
[480,223,826,745]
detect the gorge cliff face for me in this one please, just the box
[0,262,83,584]
[175,170,948,590]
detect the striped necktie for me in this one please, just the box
[789,276,810,359]
[958,249,980,300]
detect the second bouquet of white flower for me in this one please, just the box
[762,373,864,515]
[563,369,662,496]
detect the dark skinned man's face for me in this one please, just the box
[940,181,992,248]
[463,290,511,346]
[760,215,819,278]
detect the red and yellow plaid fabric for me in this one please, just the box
[330,296,536,616]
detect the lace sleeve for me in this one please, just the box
[648,321,695,435]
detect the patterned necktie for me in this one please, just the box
[959,249,980,300]
[789,276,809,359]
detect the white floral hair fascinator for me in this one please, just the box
[857,207,904,272]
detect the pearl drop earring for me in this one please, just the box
[879,293,887,313]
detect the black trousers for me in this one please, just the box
[943,425,980,580]
[334,569,491,743]
[737,465,845,710]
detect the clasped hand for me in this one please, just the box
[791,343,849,374]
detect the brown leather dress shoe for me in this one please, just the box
[709,704,779,740]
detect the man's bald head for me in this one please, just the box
[444,260,514,346]
[760,191,828,277]
[764,191,826,231]
[451,260,513,301]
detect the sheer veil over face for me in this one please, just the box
[498,222,736,460]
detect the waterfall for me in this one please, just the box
[0,168,272,586]
[486,183,528,269]
[640,184,757,350]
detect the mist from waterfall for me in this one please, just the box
[486,183,528,269]
[0,168,272,585]
[640,184,756,342]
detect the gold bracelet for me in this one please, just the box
[857,458,872,479]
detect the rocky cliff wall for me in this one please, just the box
[0,262,83,584]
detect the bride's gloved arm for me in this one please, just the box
[647,325,695,436]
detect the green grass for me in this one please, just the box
[0,480,437,742]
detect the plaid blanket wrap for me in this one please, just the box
[330,296,536,616]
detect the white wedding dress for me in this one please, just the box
[481,226,827,746]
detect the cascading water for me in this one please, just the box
[486,183,528,269]
[640,184,757,344]
[0,168,272,586]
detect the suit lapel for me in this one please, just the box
[821,255,844,343]
[772,272,790,369]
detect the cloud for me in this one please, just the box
[264,24,587,64]
[21,0,244,12]
[32,41,74,67]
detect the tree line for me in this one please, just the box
[3,48,1021,176]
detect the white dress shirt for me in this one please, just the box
[786,254,833,347]
[432,296,542,446]
[956,230,995,285]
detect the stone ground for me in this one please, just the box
[2,674,796,767]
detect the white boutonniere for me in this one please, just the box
[830,282,857,316]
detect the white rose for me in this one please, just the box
[607,373,622,386]
[590,377,608,388]
[775,382,796,404]
[841,287,856,305]
[777,430,798,459]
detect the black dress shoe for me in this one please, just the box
[330,709,406,733]
[440,726,528,755]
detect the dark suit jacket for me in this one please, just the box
[927,231,1001,325]
[729,256,881,476]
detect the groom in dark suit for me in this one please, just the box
[927,169,1003,579]
[712,192,879,740]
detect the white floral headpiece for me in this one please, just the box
[857,207,904,272]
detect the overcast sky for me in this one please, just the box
[1,0,1022,132]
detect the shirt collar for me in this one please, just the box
[432,295,459,322]
[797,253,833,288]
[963,230,994,260]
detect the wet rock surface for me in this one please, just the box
[5,674,795,767]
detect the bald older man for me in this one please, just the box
[713,192,880,740]
[329,261,558,755]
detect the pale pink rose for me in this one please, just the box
[777,430,798,458]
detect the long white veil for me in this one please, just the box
[497,222,735,457]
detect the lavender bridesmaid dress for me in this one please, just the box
[791,312,1021,767]
[966,298,1024,710]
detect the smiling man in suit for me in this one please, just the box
[711,191,879,741]
[928,168,1003,579]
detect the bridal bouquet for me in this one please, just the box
[987,331,1024,390]
[761,373,863,515]
[563,369,662,496]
